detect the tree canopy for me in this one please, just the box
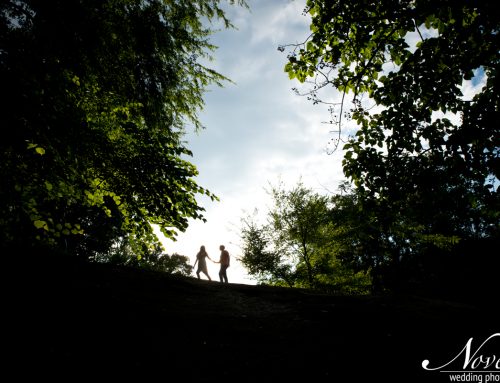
[281,0,500,287]
[240,182,371,293]
[0,0,245,257]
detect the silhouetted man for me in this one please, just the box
[216,245,230,283]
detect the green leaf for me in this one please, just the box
[34,220,49,231]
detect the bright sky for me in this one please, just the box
[156,0,347,284]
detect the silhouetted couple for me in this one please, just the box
[194,245,230,283]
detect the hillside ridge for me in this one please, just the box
[4,253,497,382]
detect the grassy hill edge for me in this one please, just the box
[4,252,499,382]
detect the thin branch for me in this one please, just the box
[277,33,314,53]
[413,19,424,41]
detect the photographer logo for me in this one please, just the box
[422,333,500,382]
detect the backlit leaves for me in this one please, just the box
[0,0,245,255]
[282,0,499,283]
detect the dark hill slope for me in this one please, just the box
[4,254,498,382]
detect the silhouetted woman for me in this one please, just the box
[194,245,212,281]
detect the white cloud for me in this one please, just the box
[249,0,310,46]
